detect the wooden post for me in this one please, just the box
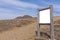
[50,5,54,40]
[37,10,40,37]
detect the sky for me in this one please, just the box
[0,0,60,20]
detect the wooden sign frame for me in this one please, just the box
[38,7,51,25]
[37,5,54,40]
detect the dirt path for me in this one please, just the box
[0,22,37,40]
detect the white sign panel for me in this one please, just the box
[39,9,50,23]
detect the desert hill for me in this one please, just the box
[0,15,36,32]
[0,15,60,40]
[16,15,33,19]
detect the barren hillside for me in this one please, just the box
[0,16,60,40]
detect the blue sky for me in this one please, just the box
[0,0,60,20]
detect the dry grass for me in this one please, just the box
[0,18,35,32]
[0,22,37,40]
[0,16,60,40]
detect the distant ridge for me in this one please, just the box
[16,15,33,19]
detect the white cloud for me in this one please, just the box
[0,0,40,9]
[0,0,42,20]
[0,8,21,20]
[41,0,60,12]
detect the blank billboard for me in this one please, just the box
[39,9,50,24]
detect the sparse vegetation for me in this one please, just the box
[0,15,36,32]
[0,16,60,40]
